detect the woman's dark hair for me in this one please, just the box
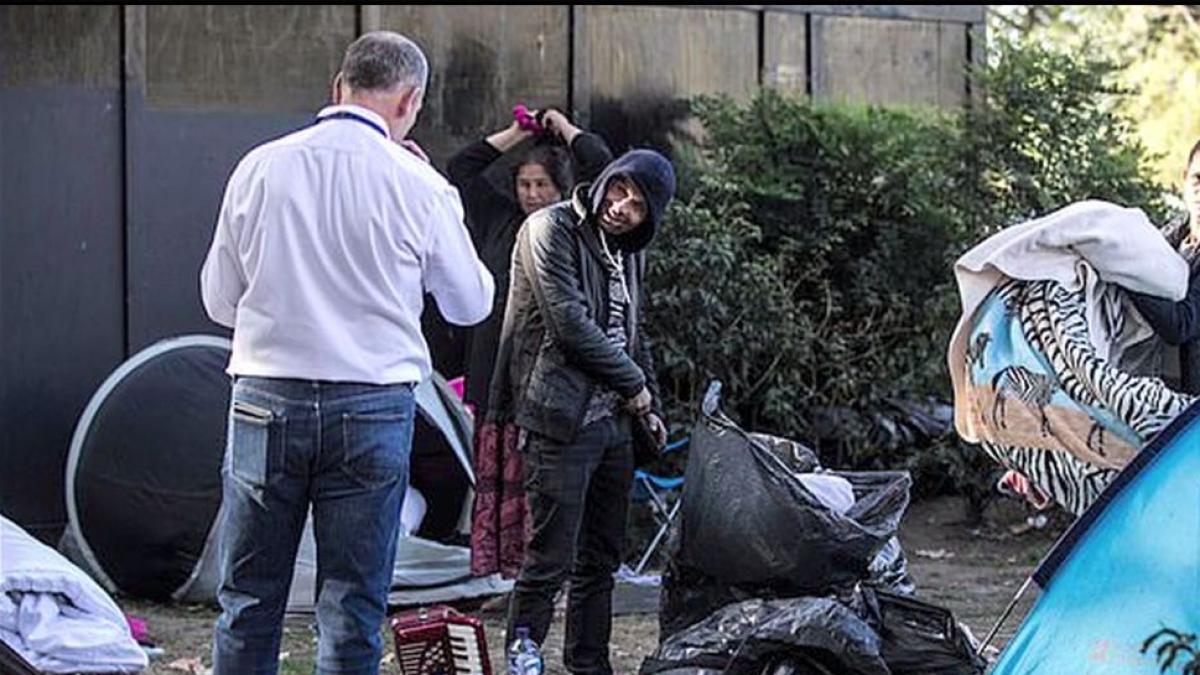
[513,144,574,195]
[1188,138,1200,169]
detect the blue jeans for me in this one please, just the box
[212,377,415,675]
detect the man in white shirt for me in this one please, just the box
[200,31,493,675]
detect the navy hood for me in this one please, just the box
[587,149,676,253]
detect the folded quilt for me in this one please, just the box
[0,515,147,673]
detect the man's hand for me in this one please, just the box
[626,387,652,417]
[397,139,430,164]
[541,109,582,145]
[645,412,667,448]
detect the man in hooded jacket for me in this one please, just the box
[486,149,676,673]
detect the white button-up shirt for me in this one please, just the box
[200,105,494,384]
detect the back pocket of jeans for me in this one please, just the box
[228,400,284,488]
[341,411,411,489]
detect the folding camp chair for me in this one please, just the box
[627,383,727,576]
[629,437,689,576]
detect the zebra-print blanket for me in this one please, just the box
[961,279,1195,514]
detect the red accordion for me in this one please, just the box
[390,605,492,675]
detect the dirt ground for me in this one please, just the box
[123,496,1064,674]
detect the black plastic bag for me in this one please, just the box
[864,588,986,675]
[880,397,953,443]
[868,538,916,597]
[658,407,915,637]
[812,397,954,453]
[659,527,914,638]
[651,386,980,675]
[642,597,891,675]
[645,591,985,675]
[675,413,911,591]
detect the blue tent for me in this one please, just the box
[991,402,1200,673]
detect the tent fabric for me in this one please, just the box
[408,379,474,542]
[287,532,510,613]
[65,335,231,599]
[992,400,1200,674]
[62,335,509,612]
[1,515,147,673]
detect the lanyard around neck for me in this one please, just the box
[316,111,388,138]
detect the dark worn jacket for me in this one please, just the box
[446,134,612,410]
[1131,261,1200,395]
[486,185,660,443]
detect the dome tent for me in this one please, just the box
[61,335,509,611]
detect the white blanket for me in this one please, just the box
[0,515,147,673]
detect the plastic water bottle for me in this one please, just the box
[507,626,544,675]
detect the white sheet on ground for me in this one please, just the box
[0,515,147,673]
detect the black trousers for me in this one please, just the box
[506,414,633,675]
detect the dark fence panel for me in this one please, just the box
[0,6,126,541]
[576,5,758,154]
[372,6,571,168]
[124,6,355,351]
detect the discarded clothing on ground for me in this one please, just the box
[948,201,1195,514]
[0,515,147,674]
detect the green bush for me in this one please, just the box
[965,40,1169,230]
[645,40,1169,501]
[648,98,965,462]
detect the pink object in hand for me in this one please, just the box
[513,104,544,133]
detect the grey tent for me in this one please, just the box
[61,335,509,612]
